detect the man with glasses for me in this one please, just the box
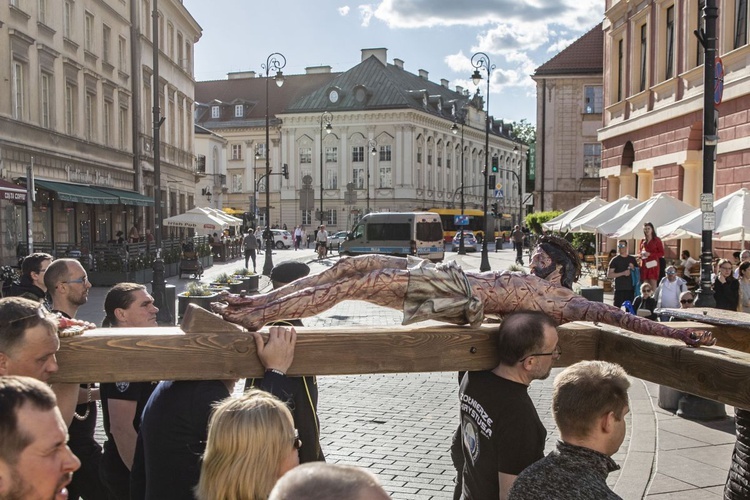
[44,258,105,500]
[607,240,638,308]
[509,361,630,500]
[455,311,559,500]
[679,291,695,309]
[655,265,687,321]
[714,258,740,311]
[7,252,53,305]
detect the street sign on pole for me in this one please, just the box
[454,215,469,226]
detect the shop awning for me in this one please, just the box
[0,179,27,202]
[34,179,119,205]
[96,187,154,207]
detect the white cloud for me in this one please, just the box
[359,4,375,27]
[339,6,350,16]
[547,36,578,53]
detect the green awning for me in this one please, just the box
[34,180,119,205]
[96,187,155,207]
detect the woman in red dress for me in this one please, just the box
[640,222,664,291]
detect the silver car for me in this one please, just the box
[328,231,349,252]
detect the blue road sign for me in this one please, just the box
[454,215,469,226]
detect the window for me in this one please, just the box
[417,147,422,163]
[325,146,338,162]
[12,62,24,120]
[379,165,392,188]
[437,153,442,168]
[85,12,95,52]
[38,0,47,24]
[665,5,675,79]
[427,149,433,165]
[617,39,623,101]
[118,36,127,72]
[379,145,391,161]
[302,210,312,225]
[231,144,242,160]
[255,143,266,159]
[234,104,243,118]
[326,168,338,189]
[119,106,128,149]
[63,1,72,38]
[232,174,243,192]
[583,143,602,177]
[299,147,312,164]
[85,93,96,141]
[103,25,111,64]
[211,106,219,118]
[639,24,648,92]
[103,100,113,146]
[736,0,748,48]
[65,84,76,134]
[40,73,51,128]
[352,146,364,162]
[168,23,174,59]
[353,167,365,189]
[584,86,603,113]
[326,210,337,226]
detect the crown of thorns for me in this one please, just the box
[536,234,581,288]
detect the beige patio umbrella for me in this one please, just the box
[596,193,695,240]
[542,196,607,232]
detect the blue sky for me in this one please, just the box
[183,0,605,126]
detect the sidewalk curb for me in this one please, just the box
[614,377,657,499]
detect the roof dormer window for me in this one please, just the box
[211,105,219,118]
[234,104,243,118]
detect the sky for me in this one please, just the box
[182,0,605,126]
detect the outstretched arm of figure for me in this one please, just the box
[216,268,410,331]
[471,272,713,346]
[221,254,409,309]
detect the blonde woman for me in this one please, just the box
[195,389,300,500]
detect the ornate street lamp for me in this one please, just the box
[319,111,333,227]
[367,139,377,213]
[261,52,285,277]
[451,115,467,255]
[470,52,495,272]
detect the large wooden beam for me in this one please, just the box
[49,307,750,407]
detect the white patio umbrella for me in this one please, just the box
[661,188,750,244]
[542,196,607,232]
[566,195,640,233]
[203,207,243,227]
[596,193,695,240]
[163,208,228,233]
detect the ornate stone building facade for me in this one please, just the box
[0,0,200,265]
[195,48,528,234]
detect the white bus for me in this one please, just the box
[339,212,445,262]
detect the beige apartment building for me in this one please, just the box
[532,24,604,213]
[0,0,200,266]
[599,0,750,257]
[195,48,528,234]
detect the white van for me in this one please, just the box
[339,212,445,262]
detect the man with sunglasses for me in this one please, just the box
[607,240,638,308]
[44,258,106,500]
[655,265,688,321]
[456,311,559,500]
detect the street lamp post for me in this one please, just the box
[471,52,495,272]
[261,52,286,277]
[451,116,467,255]
[367,139,377,213]
[319,112,333,227]
[512,143,525,227]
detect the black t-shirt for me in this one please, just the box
[608,254,638,291]
[459,371,546,500]
[130,380,230,500]
[100,381,156,494]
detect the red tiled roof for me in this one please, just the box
[534,23,603,76]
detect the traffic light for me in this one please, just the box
[490,202,499,217]
[281,163,289,179]
[491,156,499,173]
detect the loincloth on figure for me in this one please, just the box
[402,258,484,328]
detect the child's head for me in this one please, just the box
[640,283,653,296]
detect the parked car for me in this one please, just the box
[451,230,478,252]
[271,229,293,249]
[328,231,349,252]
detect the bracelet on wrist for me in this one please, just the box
[265,368,286,377]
